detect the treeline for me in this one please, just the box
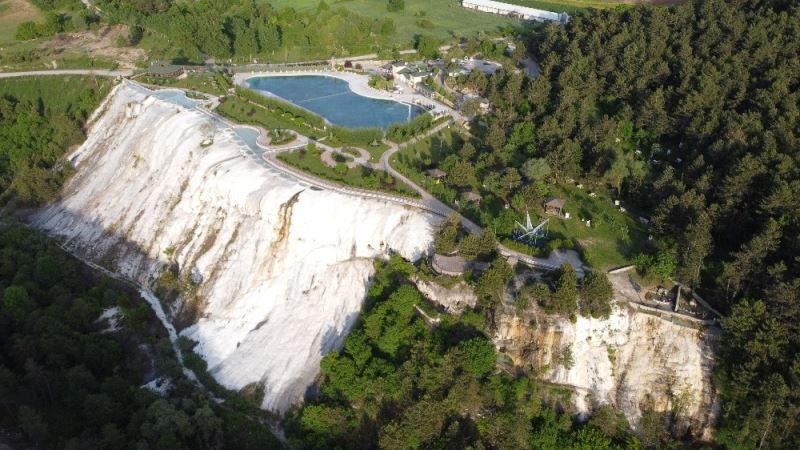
[386,112,434,142]
[286,256,636,449]
[93,0,400,63]
[456,0,799,447]
[0,76,111,206]
[0,224,279,448]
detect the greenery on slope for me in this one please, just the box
[286,256,636,449]
[0,76,112,206]
[0,223,281,448]
[262,0,516,45]
[88,0,509,64]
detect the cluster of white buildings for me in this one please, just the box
[462,0,570,24]
[389,61,433,86]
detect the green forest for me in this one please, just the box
[0,223,281,448]
[0,76,112,206]
[416,0,799,447]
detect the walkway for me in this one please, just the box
[0,69,133,78]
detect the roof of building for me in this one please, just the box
[462,0,567,22]
[148,61,184,75]
[425,168,447,178]
[433,254,468,274]
[463,191,483,202]
[407,70,432,78]
[545,198,566,209]
[432,254,491,276]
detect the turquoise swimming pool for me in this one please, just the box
[245,75,424,129]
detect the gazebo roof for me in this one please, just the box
[425,168,447,178]
[463,191,482,202]
[544,198,566,209]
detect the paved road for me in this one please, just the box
[0,69,133,79]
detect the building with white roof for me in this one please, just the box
[462,0,569,24]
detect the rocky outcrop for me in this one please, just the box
[413,276,477,314]
[31,82,438,412]
[494,299,719,440]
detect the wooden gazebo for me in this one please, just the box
[544,198,566,216]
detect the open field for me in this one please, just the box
[263,0,516,45]
[0,0,41,44]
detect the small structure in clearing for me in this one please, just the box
[147,61,185,78]
[544,198,567,217]
[462,191,482,204]
[425,168,447,180]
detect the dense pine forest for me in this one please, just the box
[455,1,799,447]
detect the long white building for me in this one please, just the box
[462,0,570,24]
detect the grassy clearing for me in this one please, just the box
[218,96,325,139]
[0,38,119,71]
[138,73,228,96]
[542,184,647,270]
[0,0,41,44]
[279,146,419,197]
[263,0,516,46]
[0,74,113,115]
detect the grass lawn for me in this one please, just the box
[139,73,228,96]
[0,0,40,45]
[218,97,326,139]
[542,183,647,270]
[279,146,419,197]
[263,0,517,46]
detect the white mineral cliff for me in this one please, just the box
[493,273,719,439]
[31,82,437,412]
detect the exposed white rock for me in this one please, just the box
[412,276,477,314]
[96,306,123,333]
[32,82,437,412]
[495,297,718,439]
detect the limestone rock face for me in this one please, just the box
[494,300,718,440]
[32,82,438,412]
[412,277,478,314]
